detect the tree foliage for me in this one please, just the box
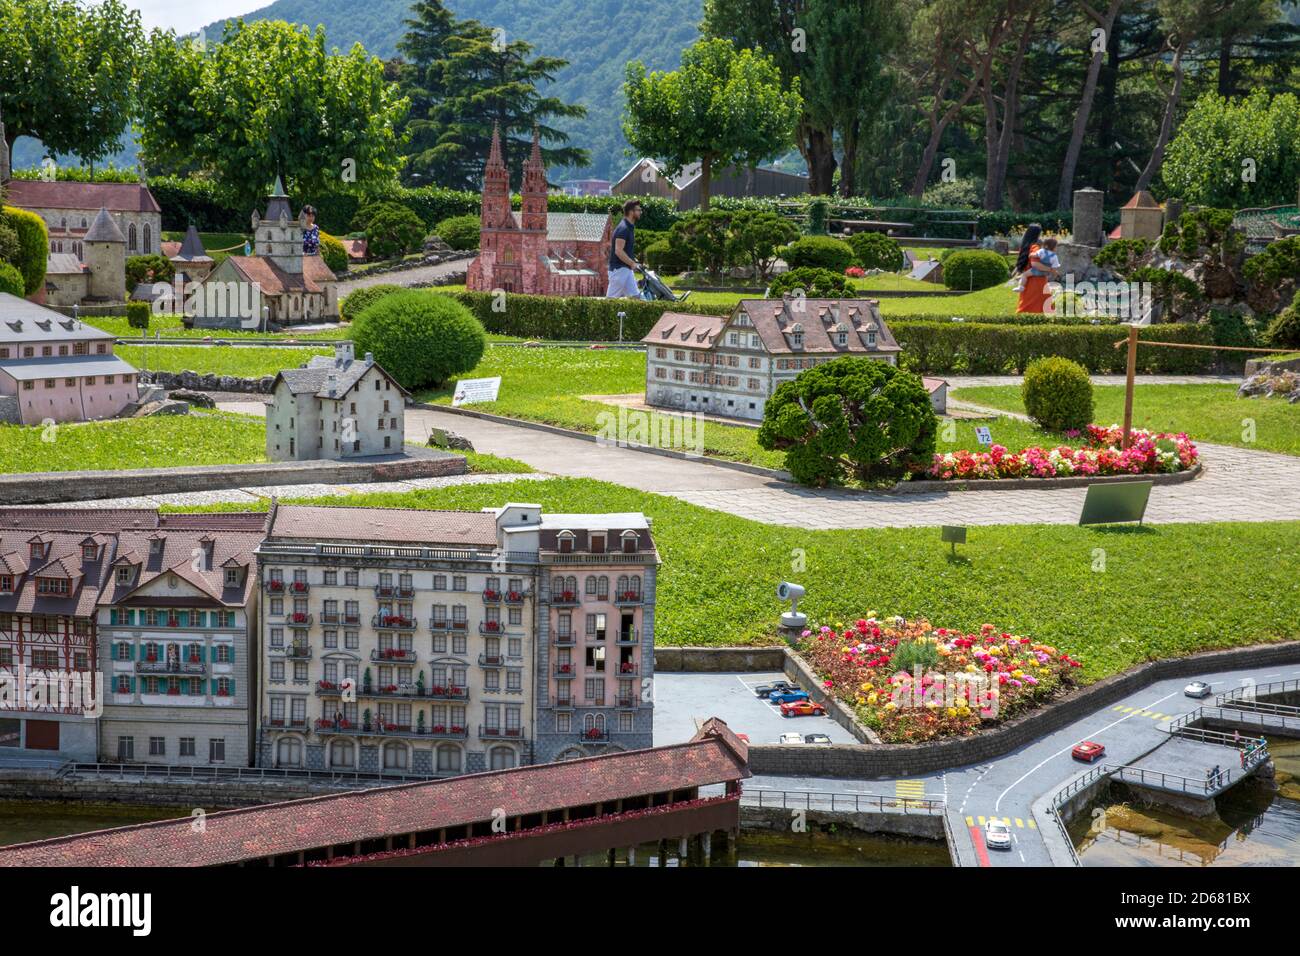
[757,357,938,486]
[349,290,487,389]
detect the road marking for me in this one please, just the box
[1015,818,1024,828]
[992,688,1179,812]
[968,825,991,867]
[966,815,974,827]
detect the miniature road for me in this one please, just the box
[334,260,468,296]
[389,405,1300,529]
[658,661,1300,867]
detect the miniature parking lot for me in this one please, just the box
[653,671,858,747]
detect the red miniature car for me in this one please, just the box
[1072,740,1106,762]
[780,699,826,718]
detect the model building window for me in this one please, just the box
[209,739,226,763]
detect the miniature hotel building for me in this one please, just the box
[0,292,139,425]
[641,297,901,422]
[265,342,408,462]
[255,502,657,777]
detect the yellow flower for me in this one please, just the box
[946,707,957,718]
[860,681,873,692]
[867,693,879,705]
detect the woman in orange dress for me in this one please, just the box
[1015,223,1052,313]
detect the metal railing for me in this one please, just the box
[63,762,434,785]
[1215,678,1300,707]
[739,787,944,815]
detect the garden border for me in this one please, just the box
[654,640,1300,779]
[420,402,1204,493]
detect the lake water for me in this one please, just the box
[1074,739,1300,866]
[0,801,184,848]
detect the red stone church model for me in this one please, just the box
[465,125,612,296]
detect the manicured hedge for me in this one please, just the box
[890,320,1220,375]
[897,312,1124,326]
[1,206,49,296]
[441,290,731,341]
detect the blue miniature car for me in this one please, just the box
[768,689,809,705]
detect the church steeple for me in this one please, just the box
[520,126,548,233]
[480,122,513,231]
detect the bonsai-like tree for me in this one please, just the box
[758,357,937,486]
[727,210,798,283]
[623,38,801,210]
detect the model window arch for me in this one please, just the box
[620,530,639,553]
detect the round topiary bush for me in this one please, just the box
[942,249,1010,291]
[782,236,855,273]
[340,284,404,323]
[766,266,852,298]
[354,201,426,260]
[126,300,152,331]
[1265,292,1300,349]
[434,214,481,251]
[757,357,938,486]
[319,231,349,273]
[847,232,904,272]
[644,239,692,275]
[349,291,487,390]
[2,206,49,296]
[1021,356,1094,432]
[0,262,24,297]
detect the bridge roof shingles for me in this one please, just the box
[0,728,749,867]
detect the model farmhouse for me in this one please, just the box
[641,297,902,422]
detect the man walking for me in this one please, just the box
[607,199,643,298]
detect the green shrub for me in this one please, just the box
[340,284,405,323]
[942,250,1010,291]
[0,262,23,297]
[349,291,487,389]
[807,199,829,235]
[1,206,49,295]
[1021,356,1094,432]
[319,231,349,273]
[891,640,941,672]
[354,201,427,259]
[783,236,855,273]
[847,232,904,271]
[126,254,175,290]
[1093,238,1151,276]
[126,301,152,331]
[0,219,19,266]
[766,267,852,298]
[444,290,731,340]
[644,240,692,275]
[434,214,481,251]
[757,357,937,486]
[1265,292,1300,349]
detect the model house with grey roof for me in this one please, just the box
[0,292,139,424]
[266,341,408,461]
[640,297,902,422]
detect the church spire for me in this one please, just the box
[480,122,513,231]
[520,126,548,233]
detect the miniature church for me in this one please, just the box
[193,177,338,329]
[43,206,128,307]
[466,125,611,297]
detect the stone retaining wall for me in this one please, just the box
[0,453,467,505]
[740,805,945,840]
[653,646,787,672]
[747,640,1300,778]
[141,370,274,394]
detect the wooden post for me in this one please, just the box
[1121,324,1139,450]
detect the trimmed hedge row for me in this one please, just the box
[441,290,731,341]
[890,321,1220,375]
[897,312,1125,326]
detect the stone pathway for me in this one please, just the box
[335,259,468,297]
[208,402,1300,529]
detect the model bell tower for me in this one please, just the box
[520,126,548,233]
[251,175,305,275]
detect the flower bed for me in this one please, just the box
[926,424,1198,480]
[797,617,1083,743]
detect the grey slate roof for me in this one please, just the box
[0,356,139,381]
[83,207,126,244]
[45,253,84,276]
[174,224,212,262]
[509,211,609,243]
[274,354,409,399]
[0,293,116,344]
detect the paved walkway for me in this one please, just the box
[205,401,1300,528]
[335,259,468,297]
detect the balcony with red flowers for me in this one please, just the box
[481,588,501,604]
[614,590,643,607]
[372,613,415,631]
[554,663,575,678]
[503,590,528,605]
[286,612,313,626]
[580,727,610,743]
[550,590,580,607]
[478,620,505,636]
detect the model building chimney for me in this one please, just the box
[327,372,338,397]
[334,341,355,367]
[365,352,374,366]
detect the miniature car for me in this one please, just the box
[754,680,797,699]
[768,689,810,705]
[985,820,1013,850]
[803,733,833,745]
[1072,740,1106,762]
[778,732,805,744]
[780,699,826,718]
[1183,680,1212,699]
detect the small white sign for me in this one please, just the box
[452,376,502,406]
[974,426,993,446]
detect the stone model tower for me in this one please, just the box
[480,124,513,231]
[83,206,126,301]
[251,175,305,275]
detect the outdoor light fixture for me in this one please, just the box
[776,581,806,630]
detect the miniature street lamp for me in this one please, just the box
[776,581,806,636]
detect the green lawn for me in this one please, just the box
[166,477,1300,677]
[420,344,1072,472]
[877,283,1020,317]
[117,343,333,378]
[0,412,266,473]
[86,314,351,341]
[954,383,1300,457]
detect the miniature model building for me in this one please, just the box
[266,342,408,461]
[466,125,612,296]
[5,179,162,258]
[41,207,127,307]
[195,177,338,328]
[642,297,901,422]
[0,292,139,424]
[256,501,658,775]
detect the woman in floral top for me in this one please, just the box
[302,204,320,255]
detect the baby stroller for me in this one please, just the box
[638,267,691,302]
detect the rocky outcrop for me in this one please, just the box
[1238,367,1300,403]
[427,429,475,452]
[140,370,275,394]
[167,388,217,408]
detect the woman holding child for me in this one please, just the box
[1014,223,1061,313]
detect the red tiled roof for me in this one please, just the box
[6,180,161,214]
[223,254,337,297]
[641,298,901,356]
[0,723,751,867]
[268,504,498,547]
[100,529,261,608]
